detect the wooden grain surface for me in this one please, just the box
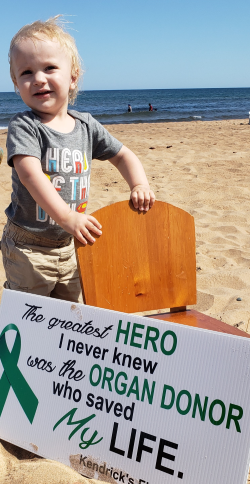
[75,200,196,313]
[75,200,250,338]
[147,309,250,338]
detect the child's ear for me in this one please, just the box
[70,69,79,89]
[13,80,20,94]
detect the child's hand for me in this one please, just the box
[60,211,102,245]
[130,184,156,212]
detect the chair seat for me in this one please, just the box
[146,309,250,338]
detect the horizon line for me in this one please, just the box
[0,86,250,94]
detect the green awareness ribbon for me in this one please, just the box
[0,324,38,424]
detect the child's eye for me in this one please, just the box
[21,70,32,76]
[46,66,57,71]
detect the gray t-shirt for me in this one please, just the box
[6,110,122,240]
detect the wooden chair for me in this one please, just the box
[75,200,249,338]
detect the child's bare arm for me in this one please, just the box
[13,155,102,245]
[109,145,155,211]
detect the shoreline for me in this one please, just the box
[1,116,249,130]
[0,111,250,134]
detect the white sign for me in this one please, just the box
[0,289,250,484]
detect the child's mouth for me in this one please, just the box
[34,91,51,97]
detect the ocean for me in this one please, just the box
[0,88,250,128]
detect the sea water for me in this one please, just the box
[1,88,250,128]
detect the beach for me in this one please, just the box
[0,118,250,483]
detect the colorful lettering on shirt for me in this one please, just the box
[46,148,60,172]
[36,206,48,222]
[45,148,88,175]
[36,148,91,225]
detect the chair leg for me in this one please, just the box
[170,306,186,313]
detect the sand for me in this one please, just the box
[0,119,250,482]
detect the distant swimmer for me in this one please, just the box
[149,103,157,112]
[128,104,132,112]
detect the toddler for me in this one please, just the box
[2,16,155,303]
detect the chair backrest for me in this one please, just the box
[75,200,196,313]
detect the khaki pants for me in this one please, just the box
[1,220,83,303]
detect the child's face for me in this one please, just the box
[11,36,76,119]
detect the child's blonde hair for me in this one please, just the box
[9,15,83,104]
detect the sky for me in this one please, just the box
[1,0,250,92]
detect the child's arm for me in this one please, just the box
[13,155,102,245]
[109,145,155,211]
[13,146,155,244]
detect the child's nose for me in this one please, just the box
[33,71,47,85]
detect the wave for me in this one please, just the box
[95,111,206,124]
